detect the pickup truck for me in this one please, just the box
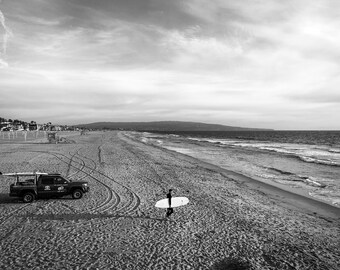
[1,172,89,203]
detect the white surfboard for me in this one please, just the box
[0,172,47,176]
[155,197,189,208]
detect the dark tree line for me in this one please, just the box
[1,117,35,124]
[0,117,38,130]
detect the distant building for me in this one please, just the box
[29,123,38,131]
[0,121,11,131]
[13,124,24,131]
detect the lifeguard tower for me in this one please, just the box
[46,131,58,143]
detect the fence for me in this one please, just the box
[0,130,48,143]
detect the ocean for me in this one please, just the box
[130,130,340,207]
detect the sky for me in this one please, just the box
[0,0,339,130]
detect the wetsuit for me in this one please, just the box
[166,191,173,217]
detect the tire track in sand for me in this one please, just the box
[76,151,141,215]
[43,149,141,231]
[48,151,120,214]
[118,134,174,192]
[27,149,119,214]
[0,204,30,226]
[0,200,50,241]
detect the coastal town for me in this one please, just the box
[0,117,75,132]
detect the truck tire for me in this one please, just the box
[22,192,35,203]
[72,189,83,199]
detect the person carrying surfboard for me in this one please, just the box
[155,190,189,217]
[166,189,174,218]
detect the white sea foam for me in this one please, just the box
[309,190,340,206]
[141,138,148,143]
[187,137,340,167]
[301,177,326,188]
[138,132,340,207]
[164,146,192,155]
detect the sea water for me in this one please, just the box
[131,131,340,207]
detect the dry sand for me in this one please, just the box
[0,131,339,270]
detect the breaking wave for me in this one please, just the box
[187,137,340,167]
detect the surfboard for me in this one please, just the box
[0,172,47,176]
[155,197,189,208]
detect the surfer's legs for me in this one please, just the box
[166,207,174,217]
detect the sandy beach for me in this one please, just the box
[0,131,339,269]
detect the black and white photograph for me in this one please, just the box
[0,0,339,269]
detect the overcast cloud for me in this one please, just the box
[0,0,339,129]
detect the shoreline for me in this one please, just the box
[145,137,340,220]
[134,131,340,208]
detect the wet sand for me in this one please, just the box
[169,153,340,220]
[0,131,339,269]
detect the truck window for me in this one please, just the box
[41,178,54,185]
[56,177,68,184]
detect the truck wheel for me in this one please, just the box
[22,192,35,203]
[72,189,83,199]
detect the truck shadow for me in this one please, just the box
[0,193,20,204]
[0,193,75,204]
[211,257,250,270]
[23,212,171,223]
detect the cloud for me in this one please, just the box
[14,15,63,26]
[0,57,8,67]
[0,4,12,68]
[1,0,340,129]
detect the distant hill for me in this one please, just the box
[75,121,272,131]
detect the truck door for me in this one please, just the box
[37,177,56,197]
[54,177,68,195]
